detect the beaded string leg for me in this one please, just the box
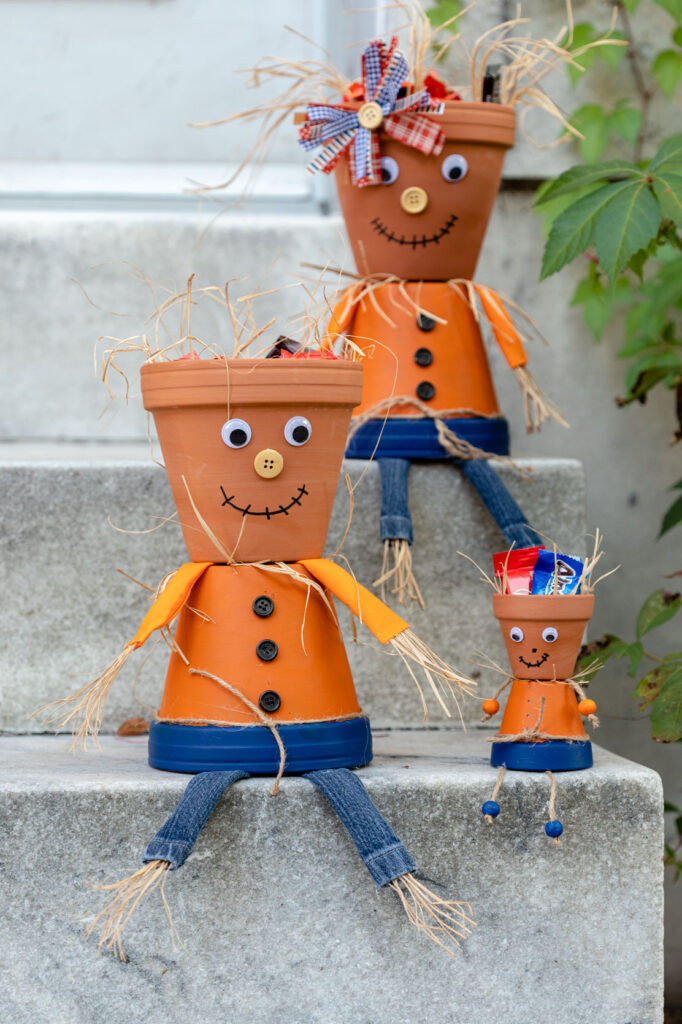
[481,765,505,824]
[544,770,563,846]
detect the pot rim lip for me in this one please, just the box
[492,592,595,620]
[140,356,362,374]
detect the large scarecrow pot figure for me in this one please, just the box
[295,35,569,604]
[475,545,606,846]
[40,345,475,960]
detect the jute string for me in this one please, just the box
[484,766,506,825]
[546,771,561,847]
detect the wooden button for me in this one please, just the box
[358,102,383,129]
[400,186,428,214]
[253,448,283,479]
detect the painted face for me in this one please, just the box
[335,134,509,281]
[142,358,362,563]
[493,594,594,682]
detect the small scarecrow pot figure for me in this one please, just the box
[476,545,608,845]
[39,345,475,960]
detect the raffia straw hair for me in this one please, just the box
[375,539,425,609]
[86,859,175,962]
[388,873,475,956]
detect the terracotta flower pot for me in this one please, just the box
[492,593,594,681]
[335,102,515,281]
[140,357,363,563]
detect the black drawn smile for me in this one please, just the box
[370,212,458,248]
[220,484,308,520]
[519,652,550,669]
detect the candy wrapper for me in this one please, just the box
[530,550,583,595]
[493,547,544,595]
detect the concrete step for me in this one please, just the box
[0,731,663,1024]
[0,450,585,732]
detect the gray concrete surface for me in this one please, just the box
[0,454,585,733]
[0,732,664,1024]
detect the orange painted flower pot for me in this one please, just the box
[334,102,515,280]
[140,358,363,563]
[492,593,594,682]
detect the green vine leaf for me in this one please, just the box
[569,104,612,163]
[650,668,682,741]
[636,588,682,638]
[653,50,682,98]
[611,103,642,145]
[660,489,682,536]
[593,180,662,280]
[534,161,640,205]
[654,0,682,23]
[540,179,640,279]
[650,133,682,170]
[652,171,682,225]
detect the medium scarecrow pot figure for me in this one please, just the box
[480,591,598,844]
[296,38,565,603]
[40,349,475,959]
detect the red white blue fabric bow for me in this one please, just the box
[298,38,445,187]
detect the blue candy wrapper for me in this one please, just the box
[530,550,583,595]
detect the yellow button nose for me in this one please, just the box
[400,186,428,214]
[254,448,284,479]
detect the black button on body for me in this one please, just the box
[253,595,274,618]
[414,347,433,367]
[416,381,435,401]
[416,313,436,332]
[256,639,278,662]
[259,690,281,713]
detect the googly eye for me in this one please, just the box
[441,153,468,182]
[509,626,524,643]
[542,627,559,643]
[380,156,399,185]
[284,416,312,447]
[221,418,252,449]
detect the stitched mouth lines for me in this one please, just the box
[518,652,550,669]
[369,213,458,248]
[220,484,308,520]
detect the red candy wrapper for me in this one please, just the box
[493,546,545,595]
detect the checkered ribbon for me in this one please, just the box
[299,38,445,187]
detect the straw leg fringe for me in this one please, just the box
[31,643,137,750]
[374,539,425,609]
[388,874,475,957]
[390,629,477,724]
[85,860,176,962]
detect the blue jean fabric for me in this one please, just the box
[142,768,414,888]
[377,456,540,549]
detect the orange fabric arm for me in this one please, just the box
[474,284,527,370]
[323,285,360,349]
[300,558,408,644]
[130,562,214,648]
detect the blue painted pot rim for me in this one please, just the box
[148,717,373,775]
[490,739,593,772]
[345,415,510,460]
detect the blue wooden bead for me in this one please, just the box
[482,801,500,818]
[545,820,564,838]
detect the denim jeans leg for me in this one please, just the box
[460,458,541,548]
[304,768,416,887]
[378,457,414,544]
[142,770,249,869]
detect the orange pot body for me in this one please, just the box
[157,564,362,726]
[498,678,587,740]
[140,358,363,563]
[336,281,501,419]
[334,102,515,280]
[492,594,595,681]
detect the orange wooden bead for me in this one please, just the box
[578,698,597,716]
[482,699,500,716]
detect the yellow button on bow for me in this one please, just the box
[358,102,383,130]
[400,186,429,214]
